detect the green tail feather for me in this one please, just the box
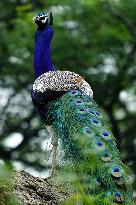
[47,90,134,204]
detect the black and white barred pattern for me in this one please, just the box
[33,71,93,97]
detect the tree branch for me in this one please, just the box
[105,2,136,38]
[104,2,136,104]
[13,171,70,205]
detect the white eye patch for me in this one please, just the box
[33,15,48,23]
[41,16,48,23]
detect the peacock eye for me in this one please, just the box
[40,17,45,20]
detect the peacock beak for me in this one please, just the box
[33,16,40,22]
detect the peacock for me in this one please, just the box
[31,12,134,204]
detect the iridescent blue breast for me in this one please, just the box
[36,25,53,42]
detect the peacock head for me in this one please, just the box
[33,12,49,29]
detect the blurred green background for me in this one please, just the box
[0,0,136,194]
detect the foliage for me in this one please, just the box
[0,162,20,205]
[0,0,136,196]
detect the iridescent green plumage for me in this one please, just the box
[46,90,134,204]
[32,11,134,204]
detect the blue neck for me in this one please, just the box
[34,24,55,78]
